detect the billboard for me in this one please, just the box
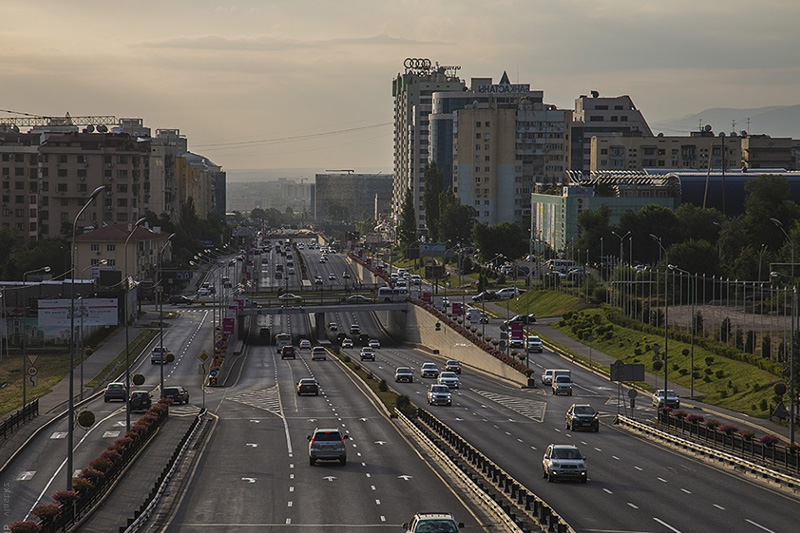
[420,243,447,258]
[38,298,119,327]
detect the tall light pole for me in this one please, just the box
[22,266,51,410]
[650,233,668,396]
[612,231,630,310]
[124,216,147,434]
[79,260,106,400]
[670,264,695,397]
[68,185,104,490]
[771,217,795,443]
[158,234,175,398]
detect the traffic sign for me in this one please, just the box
[210,368,218,377]
[199,351,210,362]
[27,366,38,376]
[27,355,38,367]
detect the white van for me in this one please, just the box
[547,259,576,273]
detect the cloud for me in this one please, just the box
[141,33,447,52]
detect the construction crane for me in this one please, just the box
[0,110,118,130]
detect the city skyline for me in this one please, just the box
[3,0,799,175]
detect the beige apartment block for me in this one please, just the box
[590,134,743,171]
[0,131,150,246]
[73,223,173,284]
[454,99,568,227]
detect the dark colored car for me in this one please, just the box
[103,382,127,402]
[168,294,194,305]
[163,386,190,405]
[565,403,599,432]
[308,427,348,466]
[297,378,320,396]
[281,345,297,359]
[130,390,152,412]
[501,314,537,330]
[471,291,498,302]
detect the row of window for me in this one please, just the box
[589,116,629,122]
[1,153,146,165]
[90,244,117,252]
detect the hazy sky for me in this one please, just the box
[3,0,798,175]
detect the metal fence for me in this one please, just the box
[0,399,39,440]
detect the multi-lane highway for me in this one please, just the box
[3,235,799,532]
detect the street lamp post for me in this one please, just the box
[158,234,175,398]
[670,265,696,398]
[650,233,669,396]
[612,231,630,310]
[68,185,104,490]
[123,217,147,435]
[79,260,106,400]
[22,266,51,410]
[771,217,795,443]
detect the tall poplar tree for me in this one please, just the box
[422,161,446,241]
[398,187,417,248]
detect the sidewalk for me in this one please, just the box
[481,300,794,442]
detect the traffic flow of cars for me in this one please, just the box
[84,236,783,531]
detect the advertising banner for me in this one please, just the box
[38,298,119,327]
[510,321,524,341]
[223,317,235,335]
[420,243,447,258]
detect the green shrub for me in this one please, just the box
[715,370,725,379]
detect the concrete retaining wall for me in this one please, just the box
[404,303,528,387]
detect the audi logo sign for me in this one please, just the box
[404,57,431,70]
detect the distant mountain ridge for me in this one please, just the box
[650,104,800,139]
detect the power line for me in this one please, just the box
[193,122,391,149]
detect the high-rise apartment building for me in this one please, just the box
[570,93,653,172]
[449,77,569,228]
[391,58,465,233]
[430,73,545,187]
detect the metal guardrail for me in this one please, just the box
[122,410,206,532]
[655,411,800,475]
[615,415,800,490]
[405,407,576,533]
[0,399,38,440]
[395,408,524,533]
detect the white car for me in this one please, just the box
[427,385,452,406]
[542,444,587,483]
[495,287,521,300]
[420,362,440,379]
[311,347,327,360]
[368,338,381,349]
[360,347,375,361]
[341,338,353,348]
[437,371,460,389]
[526,335,543,353]
[299,339,311,350]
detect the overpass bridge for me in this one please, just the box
[240,301,407,316]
